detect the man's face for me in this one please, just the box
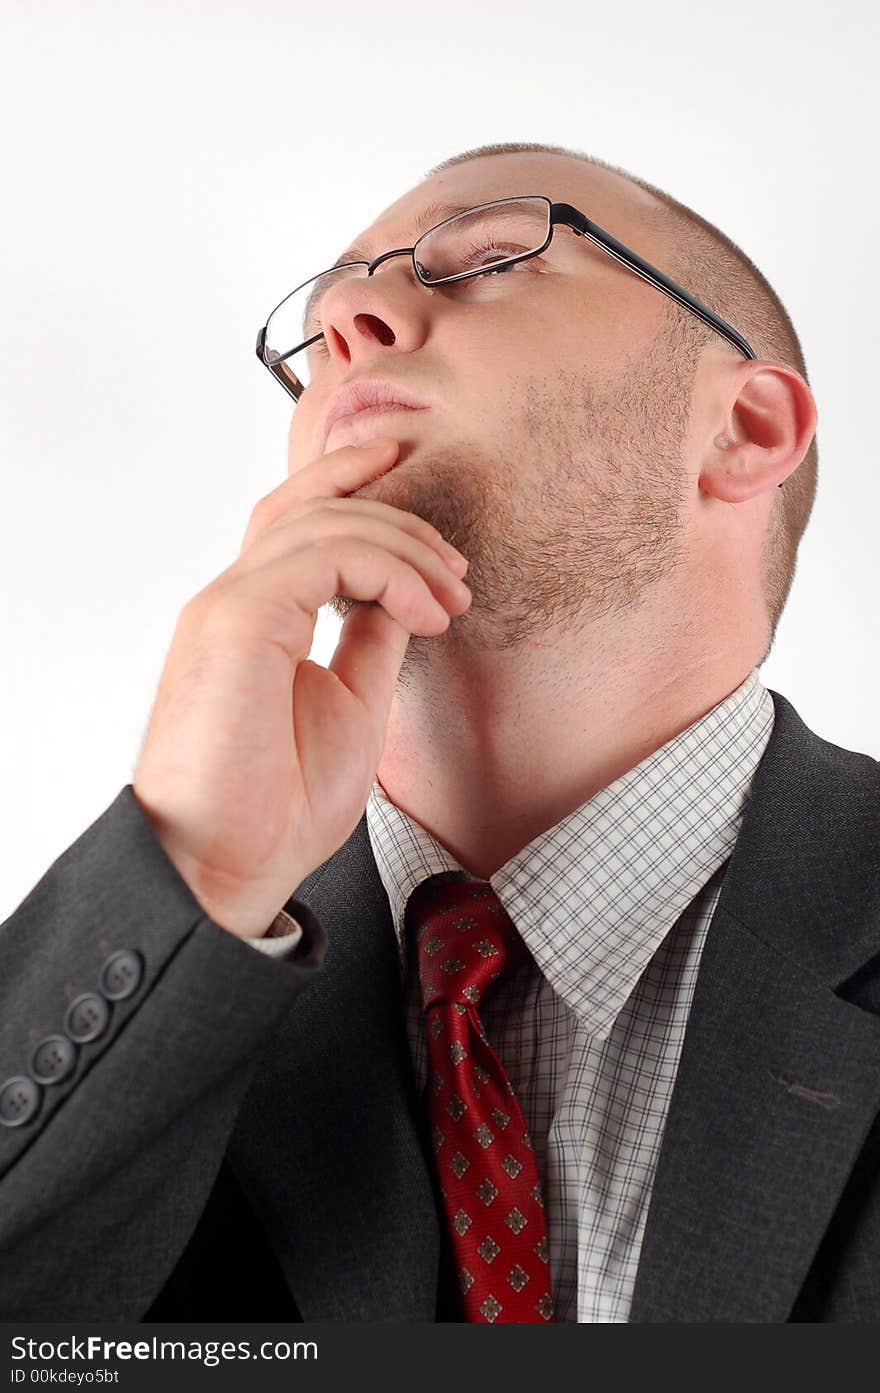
[287,151,705,662]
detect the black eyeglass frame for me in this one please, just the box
[255,196,781,485]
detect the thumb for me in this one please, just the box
[327,601,411,744]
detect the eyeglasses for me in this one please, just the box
[255,195,781,486]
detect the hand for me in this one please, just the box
[132,438,471,939]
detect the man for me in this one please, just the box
[1,144,878,1324]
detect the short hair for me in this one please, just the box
[425,142,818,664]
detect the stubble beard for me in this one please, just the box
[325,341,693,685]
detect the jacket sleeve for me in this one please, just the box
[0,783,327,1321]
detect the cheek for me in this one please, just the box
[286,415,302,474]
[287,396,324,474]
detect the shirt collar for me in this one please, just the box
[365,667,776,1037]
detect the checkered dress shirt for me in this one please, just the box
[252,665,776,1321]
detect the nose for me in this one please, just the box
[321,257,432,371]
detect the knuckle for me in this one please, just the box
[185,579,232,624]
[248,493,276,525]
[181,585,215,621]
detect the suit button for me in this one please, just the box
[99,949,144,1001]
[29,1034,77,1085]
[63,992,110,1044]
[0,1075,41,1127]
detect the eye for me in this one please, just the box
[457,242,537,277]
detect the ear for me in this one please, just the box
[701,360,818,503]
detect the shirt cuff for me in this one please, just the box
[247,907,304,956]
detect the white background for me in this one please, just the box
[1,0,876,916]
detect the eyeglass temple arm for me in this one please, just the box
[255,326,302,402]
[551,203,755,362]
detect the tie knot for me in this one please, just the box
[405,872,530,1011]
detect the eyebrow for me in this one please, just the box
[330,201,479,269]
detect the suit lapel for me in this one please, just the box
[629,688,880,1321]
[226,822,441,1321]
[226,686,880,1324]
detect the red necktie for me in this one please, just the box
[406,872,554,1323]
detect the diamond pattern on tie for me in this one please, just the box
[405,873,554,1323]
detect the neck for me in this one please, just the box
[376,606,761,880]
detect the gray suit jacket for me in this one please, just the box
[1,688,879,1323]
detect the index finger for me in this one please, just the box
[241,439,401,556]
[294,438,400,498]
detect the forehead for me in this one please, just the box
[338,151,670,266]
